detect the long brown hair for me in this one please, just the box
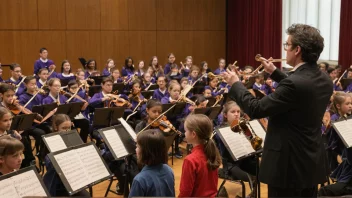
[52,114,71,132]
[332,91,350,116]
[136,129,167,166]
[184,114,221,170]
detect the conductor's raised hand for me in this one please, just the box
[221,68,240,87]
[262,57,277,74]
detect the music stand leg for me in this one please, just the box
[89,186,93,197]
[255,155,260,198]
[124,155,132,197]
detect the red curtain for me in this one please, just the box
[338,0,352,70]
[227,0,282,69]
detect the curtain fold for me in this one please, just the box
[227,0,282,68]
[338,0,352,70]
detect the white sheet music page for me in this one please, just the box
[76,144,110,184]
[249,120,266,147]
[118,118,137,140]
[12,169,47,197]
[333,119,352,148]
[103,129,129,158]
[54,150,90,192]
[0,177,19,198]
[44,135,67,152]
[218,127,255,160]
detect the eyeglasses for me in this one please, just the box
[283,42,293,50]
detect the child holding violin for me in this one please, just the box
[213,101,258,197]
[141,72,153,90]
[128,80,146,117]
[42,78,67,105]
[205,75,225,97]
[319,92,352,196]
[179,56,193,77]
[135,60,145,77]
[166,63,182,82]
[150,56,164,78]
[102,58,115,76]
[111,68,123,83]
[5,63,26,96]
[36,68,49,88]
[0,95,35,168]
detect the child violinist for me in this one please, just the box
[56,60,75,82]
[42,78,67,105]
[121,57,135,77]
[128,80,146,119]
[150,56,164,78]
[141,72,153,90]
[135,60,145,77]
[319,92,352,196]
[188,65,200,85]
[84,59,98,79]
[129,129,175,197]
[6,63,26,96]
[164,53,176,75]
[0,135,24,176]
[166,64,182,82]
[111,68,123,83]
[179,114,221,197]
[102,58,115,76]
[205,75,225,97]
[328,67,343,91]
[135,99,164,133]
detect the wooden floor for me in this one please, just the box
[34,140,268,197]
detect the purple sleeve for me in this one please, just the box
[42,96,53,104]
[88,93,103,107]
[164,64,171,75]
[121,67,128,77]
[102,68,110,76]
[34,60,41,75]
[161,96,169,104]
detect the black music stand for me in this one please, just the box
[112,83,125,94]
[194,106,222,120]
[60,78,71,87]
[10,113,37,131]
[47,142,112,196]
[32,103,58,117]
[88,85,102,97]
[93,107,125,127]
[0,166,50,197]
[206,97,217,107]
[42,130,84,153]
[146,84,159,91]
[161,102,186,117]
[141,90,154,99]
[78,57,87,69]
[253,89,266,99]
[55,102,84,119]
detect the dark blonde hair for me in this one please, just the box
[0,107,12,120]
[168,82,181,92]
[136,129,167,166]
[52,114,71,132]
[332,92,350,116]
[47,78,61,87]
[184,114,221,170]
[222,101,241,122]
[0,135,24,158]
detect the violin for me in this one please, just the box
[230,114,263,151]
[8,97,43,123]
[106,93,131,107]
[150,115,182,136]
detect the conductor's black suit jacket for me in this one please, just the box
[228,63,333,188]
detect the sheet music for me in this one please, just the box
[0,177,19,198]
[12,169,47,197]
[76,145,110,184]
[44,135,67,152]
[333,119,352,147]
[249,120,266,147]
[54,150,90,192]
[118,118,137,140]
[218,127,255,160]
[103,129,129,158]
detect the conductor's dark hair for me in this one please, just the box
[136,129,168,166]
[39,48,47,53]
[286,24,324,64]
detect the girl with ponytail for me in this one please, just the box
[179,114,221,197]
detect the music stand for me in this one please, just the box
[253,89,266,99]
[206,97,217,107]
[60,78,71,87]
[90,76,105,85]
[10,113,37,131]
[47,142,112,196]
[147,84,159,91]
[88,85,102,97]
[78,57,87,69]
[0,166,50,197]
[194,106,222,120]
[112,83,125,94]
[141,90,154,99]
[55,102,84,119]
[32,103,58,117]
[93,107,125,127]
[161,102,186,117]
[42,130,84,153]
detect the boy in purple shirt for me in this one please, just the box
[34,47,56,76]
[5,63,26,96]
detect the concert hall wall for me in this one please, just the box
[0,0,226,78]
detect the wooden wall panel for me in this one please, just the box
[100,31,130,68]
[20,31,66,75]
[128,0,156,30]
[66,0,100,30]
[192,31,226,69]
[156,0,184,30]
[19,0,38,29]
[100,0,128,30]
[129,31,157,65]
[0,31,22,64]
[156,31,193,65]
[66,31,101,72]
[0,0,20,29]
[38,0,66,29]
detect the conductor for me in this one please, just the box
[222,24,333,197]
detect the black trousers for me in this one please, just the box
[268,185,317,197]
[318,181,352,196]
